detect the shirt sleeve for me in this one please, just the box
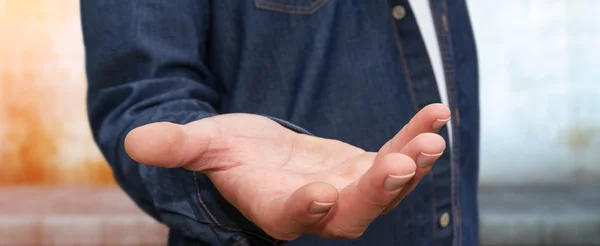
[80,1,297,245]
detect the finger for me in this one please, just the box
[400,132,446,171]
[267,182,339,240]
[124,118,228,170]
[382,132,446,214]
[323,153,416,239]
[376,103,450,162]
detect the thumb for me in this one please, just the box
[124,118,227,170]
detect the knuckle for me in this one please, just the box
[357,191,392,209]
[415,132,437,140]
[416,132,444,145]
[357,185,394,209]
[402,120,412,134]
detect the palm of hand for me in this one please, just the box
[186,115,377,234]
[204,114,369,190]
[125,105,450,240]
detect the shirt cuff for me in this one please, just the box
[264,116,313,136]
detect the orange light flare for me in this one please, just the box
[0,0,115,186]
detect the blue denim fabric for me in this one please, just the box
[81,0,479,245]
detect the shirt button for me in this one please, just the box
[392,5,406,20]
[439,212,451,228]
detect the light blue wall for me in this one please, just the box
[467,0,600,186]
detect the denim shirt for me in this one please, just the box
[81,1,479,245]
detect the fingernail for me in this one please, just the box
[309,201,335,214]
[384,172,415,191]
[432,117,451,130]
[417,151,444,168]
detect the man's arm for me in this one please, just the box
[82,0,450,243]
[81,1,277,244]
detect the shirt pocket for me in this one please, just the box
[254,0,329,15]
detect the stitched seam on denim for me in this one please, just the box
[194,172,219,225]
[428,2,442,244]
[390,4,439,245]
[256,0,325,10]
[390,22,419,112]
[446,27,463,246]
[193,172,277,244]
[218,227,276,245]
[432,1,462,245]
[443,13,463,246]
[254,0,329,15]
[438,17,460,246]
[429,172,437,246]
[388,3,434,245]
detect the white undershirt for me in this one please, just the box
[408,0,453,143]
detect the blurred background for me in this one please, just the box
[0,0,598,245]
[0,1,169,245]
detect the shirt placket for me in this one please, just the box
[386,0,456,245]
[429,0,463,245]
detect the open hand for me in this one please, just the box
[124,104,450,240]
